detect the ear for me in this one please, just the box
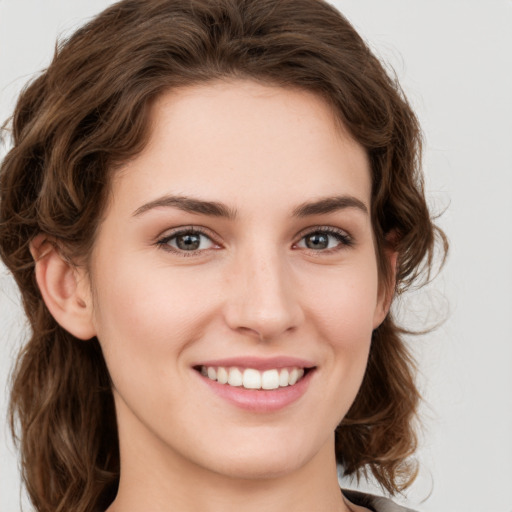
[30,234,96,340]
[372,244,399,329]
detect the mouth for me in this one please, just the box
[191,355,317,413]
[195,365,313,390]
[192,356,316,412]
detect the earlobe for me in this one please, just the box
[30,235,96,340]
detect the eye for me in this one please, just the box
[295,228,352,251]
[157,228,217,253]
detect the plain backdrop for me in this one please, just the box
[1,1,511,511]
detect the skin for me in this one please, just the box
[34,80,394,512]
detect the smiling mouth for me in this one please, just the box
[195,365,313,390]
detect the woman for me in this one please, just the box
[0,0,446,511]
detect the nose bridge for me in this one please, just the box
[224,240,303,340]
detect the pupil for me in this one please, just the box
[177,233,200,250]
[306,233,328,249]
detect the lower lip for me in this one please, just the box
[197,370,314,413]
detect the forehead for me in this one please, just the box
[110,80,371,217]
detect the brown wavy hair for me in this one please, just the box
[0,0,447,510]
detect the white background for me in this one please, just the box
[1,1,511,511]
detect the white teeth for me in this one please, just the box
[217,366,228,384]
[243,369,261,389]
[261,369,279,390]
[278,368,289,387]
[228,367,243,387]
[290,368,305,385]
[200,365,308,389]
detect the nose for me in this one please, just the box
[223,247,304,341]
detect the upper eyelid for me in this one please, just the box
[294,225,352,240]
[157,225,350,236]
[156,225,218,241]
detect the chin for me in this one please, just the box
[196,434,319,481]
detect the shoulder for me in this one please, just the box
[342,489,418,512]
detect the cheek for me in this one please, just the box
[303,258,379,411]
[304,259,380,348]
[90,256,219,382]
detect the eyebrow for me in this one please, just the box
[292,195,368,217]
[132,194,368,219]
[132,195,237,219]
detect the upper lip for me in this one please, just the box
[194,356,316,371]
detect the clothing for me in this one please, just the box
[343,489,418,512]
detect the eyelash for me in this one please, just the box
[155,226,353,257]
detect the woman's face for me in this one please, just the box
[86,80,390,480]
